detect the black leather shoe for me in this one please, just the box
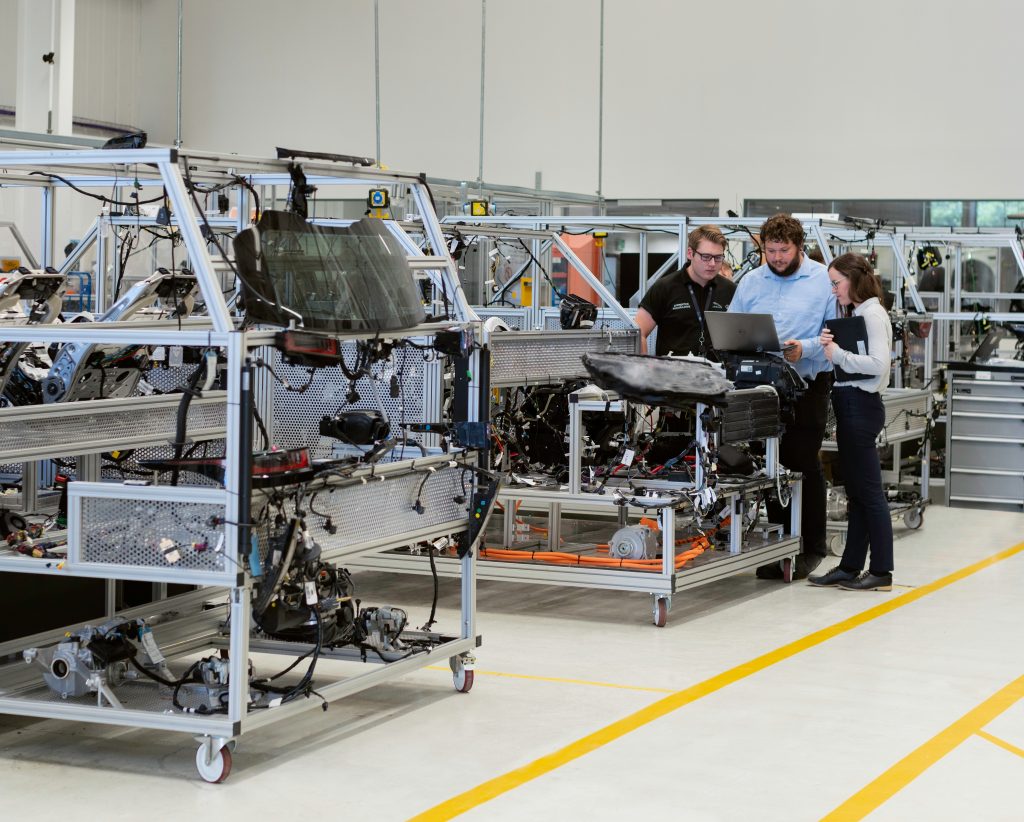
[756,561,784,580]
[792,553,824,580]
[839,572,893,592]
[808,565,858,587]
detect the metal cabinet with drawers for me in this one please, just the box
[946,364,1024,510]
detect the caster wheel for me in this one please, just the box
[453,667,474,693]
[903,508,923,530]
[196,743,232,783]
[653,598,668,628]
[781,557,794,584]
[828,534,844,557]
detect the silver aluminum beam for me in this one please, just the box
[157,160,232,332]
[240,635,478,732]
[0,221,40,268]
[551,233,635,327]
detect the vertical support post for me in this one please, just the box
[175,0,184,147]
[21,461,39,512]
[75,453,100,482]
[789,477,803,540]
[660,505,675,577]
[765,436,779,479]
[730,493,742,554]
[40,186,55,268]
[95,216,108,312]
[460,541,476,642]
[530,222,543,328]
[226,332,252,724]
[638,231,648,296]
[568,395,582,495]
[477,0,487,187]
[502,496,515,548]
[952,245,962,354]
[596,0,604,200]
[105,580,117,618]
[373,0,382,166]
[548,503,561,551]
[227,585,250,723]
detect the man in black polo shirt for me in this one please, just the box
[636,224,736,358]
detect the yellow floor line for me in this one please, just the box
[409,540,1024,821]
[976,729,1024,760]
[822,675,1024,821]
[423,666,673,694]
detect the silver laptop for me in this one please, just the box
[705,312,785,354]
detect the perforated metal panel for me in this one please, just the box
[824,387,930,445]
[143,363,201,393]
[488,329,639,387]
[68,483,232,583]
[476,308,529,330]
[253,462,467,558]
[269,345,434,459]
[541,307,639,332]
[101,441,226,488]
[0,394,226,462]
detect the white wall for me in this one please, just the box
[10,0,1024,208]
[72,0,143,129]
[0,0,17,108]
[601,0,1020,205]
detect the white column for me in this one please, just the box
[15,0,76,135]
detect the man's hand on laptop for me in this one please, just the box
[782,339,801,362]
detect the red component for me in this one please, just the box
[274,330,342,365]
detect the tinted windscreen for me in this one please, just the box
[234,212,426,332]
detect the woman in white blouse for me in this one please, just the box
[808,253,894,592]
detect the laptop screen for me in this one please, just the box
[705,312,784,354]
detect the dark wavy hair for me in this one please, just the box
[828,252,884,312]
[759,214,805,248]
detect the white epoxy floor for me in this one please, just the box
[1,504,1022,821]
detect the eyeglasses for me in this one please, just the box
[695,252,726,264]
[830,279,845,290]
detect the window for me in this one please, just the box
[928,201,963,227]
[976,201,1024,228]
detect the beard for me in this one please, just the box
[768,254,802,277]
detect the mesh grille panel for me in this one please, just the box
[254,463,466,557]
[541,309,638,332]
[144,364,201,393]
[74,496,228,573]
[269,345,430,459]
[824,388,929,442]
[100,441,226,487]
[489,330,638,387]
[476,308,528,330]
[0,396,226,461]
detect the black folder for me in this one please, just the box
[824,316,874,381]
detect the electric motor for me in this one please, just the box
[608,525,659,560]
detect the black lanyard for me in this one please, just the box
[687,280,716,351]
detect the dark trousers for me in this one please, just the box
[767,372,831,557]
[833,386,894,574]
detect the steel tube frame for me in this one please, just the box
[0,147,482,775]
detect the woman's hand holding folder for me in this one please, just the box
[819,327,836,361]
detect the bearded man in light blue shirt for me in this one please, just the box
[729,214,836,580]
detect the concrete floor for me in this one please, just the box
[0,503,1022,821]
